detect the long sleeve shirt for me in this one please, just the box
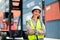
[26,18,46,35]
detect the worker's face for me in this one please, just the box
[33,9,40,17]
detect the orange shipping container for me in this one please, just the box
[45,2,60,22]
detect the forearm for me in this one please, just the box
[37,22,46,35]
[26,29,35,35]
[37,30,45,35]
[26,22,35,35]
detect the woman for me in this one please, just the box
[26,6,46,40]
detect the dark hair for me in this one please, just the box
[32,9,41,13]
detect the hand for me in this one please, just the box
[33,30,39,35]
[27,29,35,35]
[36,30,45,35]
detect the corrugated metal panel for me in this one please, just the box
[45,0,58,5]
[11,10,20,18]
[45,2,60,22]
[23,0,42,14]
[45,20,60,39]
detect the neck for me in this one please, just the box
[32,15,37,21]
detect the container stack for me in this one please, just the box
[45,0,60,39]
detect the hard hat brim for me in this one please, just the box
[32,9,41,13]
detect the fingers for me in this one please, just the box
[36,30,45,35]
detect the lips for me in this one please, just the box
[35,13,40,15]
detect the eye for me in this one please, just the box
[35,10,40,13]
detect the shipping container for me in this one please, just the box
[45,1,60,22]
[45,1,60,39]
[45,20,60,39]
[45,0,59,5]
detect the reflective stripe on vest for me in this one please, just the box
[28,19,44,40]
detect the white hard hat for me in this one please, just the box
[32,6,41,11]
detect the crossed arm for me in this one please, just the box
[26,22,46,35]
